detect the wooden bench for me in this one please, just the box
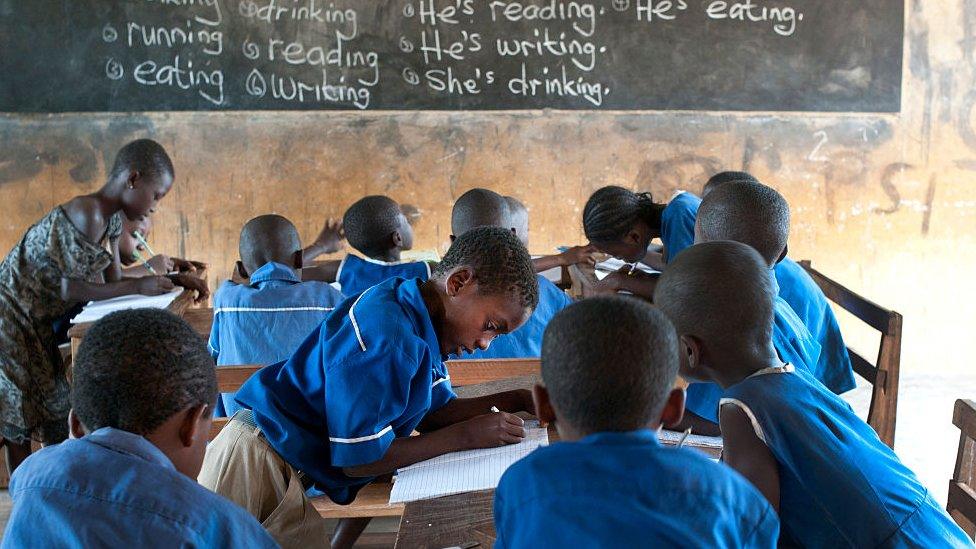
[799,260,903,448]
[948,399,976,539]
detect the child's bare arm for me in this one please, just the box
[532,245,599,273]
[720,402,781,511]
[104,238,124,283]
[60,276,174,302]
[416,390,535,432]
[303,218,344,264]
[591,269,660,300]
[643,250,667,271]
[667,409,722,436]
[300,260,341,283]
[343,412,526,477]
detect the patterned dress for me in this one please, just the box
[0,206,122,444]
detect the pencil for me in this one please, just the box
[132,250,157,275]
[132,230,157,257]
[676,427,692,448]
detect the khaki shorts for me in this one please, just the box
[198,410,331,548]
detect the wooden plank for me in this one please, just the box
[395,490,496,548]
[798,261,896,334]
[182,307,213,338]
[948,481,976,538]
[850,350,878,384]
[445,359,540,387]
[216,365,262,392]
[312,483,404,519]
[955,400,976,435]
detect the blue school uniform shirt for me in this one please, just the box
[774,258,856,394]
[235,277,456,504]
[337,253,431,296]
[722,365,970,548]
[660,191,701,263]
[685,272,823,423]
[3,427,277,549]
[464,275,571,359]
[494,430,779,548]
[208,261,343,417]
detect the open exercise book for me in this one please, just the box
[389,422,549,504]
[594,257,658,280]
[70,290,182,324]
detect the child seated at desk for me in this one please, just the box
[209,214,344,417]
[493,296,779,547]
[450,188,572,358]
[682,181,855,433]
[0,139,205,472]
[118,215,206,276]
[303,195,430,296]
[654,241,970,547]
[3,309,276,548]
[200,227,540,546]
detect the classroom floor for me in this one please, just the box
[0,371,971,545]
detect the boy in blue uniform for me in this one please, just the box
[677,181,838,434]
[702,174,856,398]
[209,214,344,417]
[655,241,970,547]
[494,296,779,548]
[200,227,541,546]
[4,309,277,548]
[303,195,430,296]
[450,189,572,358]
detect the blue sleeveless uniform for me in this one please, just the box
[336,254,431,296]
[685,273,822,423]
[775,258,856,394]
[659,191,701,264]
[464,275,571,359]
[721,365,971,548]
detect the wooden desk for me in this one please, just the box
[567,262,600,299]
[394,376,718,548]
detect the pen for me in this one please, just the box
[676,427,692,449]
[490,406,500,413]
[132,230,157,257]
[628,263,637,275]
[132,249,157,275]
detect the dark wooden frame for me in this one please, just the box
[799,260,903,448]
[948,399,976,538]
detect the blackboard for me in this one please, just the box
[0,0,903,112]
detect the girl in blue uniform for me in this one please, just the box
[200,227,541,547]
[655,241,970,547]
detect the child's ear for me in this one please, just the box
[292,249,304,270]
[235,261,249,279]
[680,335,704,374]
[445,267,474,297]
[659,388,686,429]
[776,244,789,265]
[178,404,210,449]
[68,409,87,439]
[126,170,140,189]
[392,230,404,249]
[531,383,557,426]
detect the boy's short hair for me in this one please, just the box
[696,181,789,266]
[703,171,759,197]
[71,309,217,436]
[541,296,679,433]
[109,139,174,181]
[343,195,403,257]
[582,186,660,243]
[654,241,775,350]
[238,214,301,274]
[451,188,511,236]
[433,226,539,310]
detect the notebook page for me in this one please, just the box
[389,422,548,504]
[70,290,181,324]
[657,429,724,449]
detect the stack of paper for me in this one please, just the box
[389,422,549,504]
[70,290,181,324]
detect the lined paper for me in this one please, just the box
[594,258,658,280]
[389,422,548,504]
[657,429,724,450]
[70,290,181,324]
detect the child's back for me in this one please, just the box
[209,215,342,416]
[724,365,968,547]
[495,297,778,547]
[338,195,430,296]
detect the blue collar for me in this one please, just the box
[85,427,176,472]
[577,429,661,447]
[395,279,443,360]
[249,262,302,287]
[768,268,781,294]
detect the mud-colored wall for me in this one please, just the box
[1,1,973,374]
